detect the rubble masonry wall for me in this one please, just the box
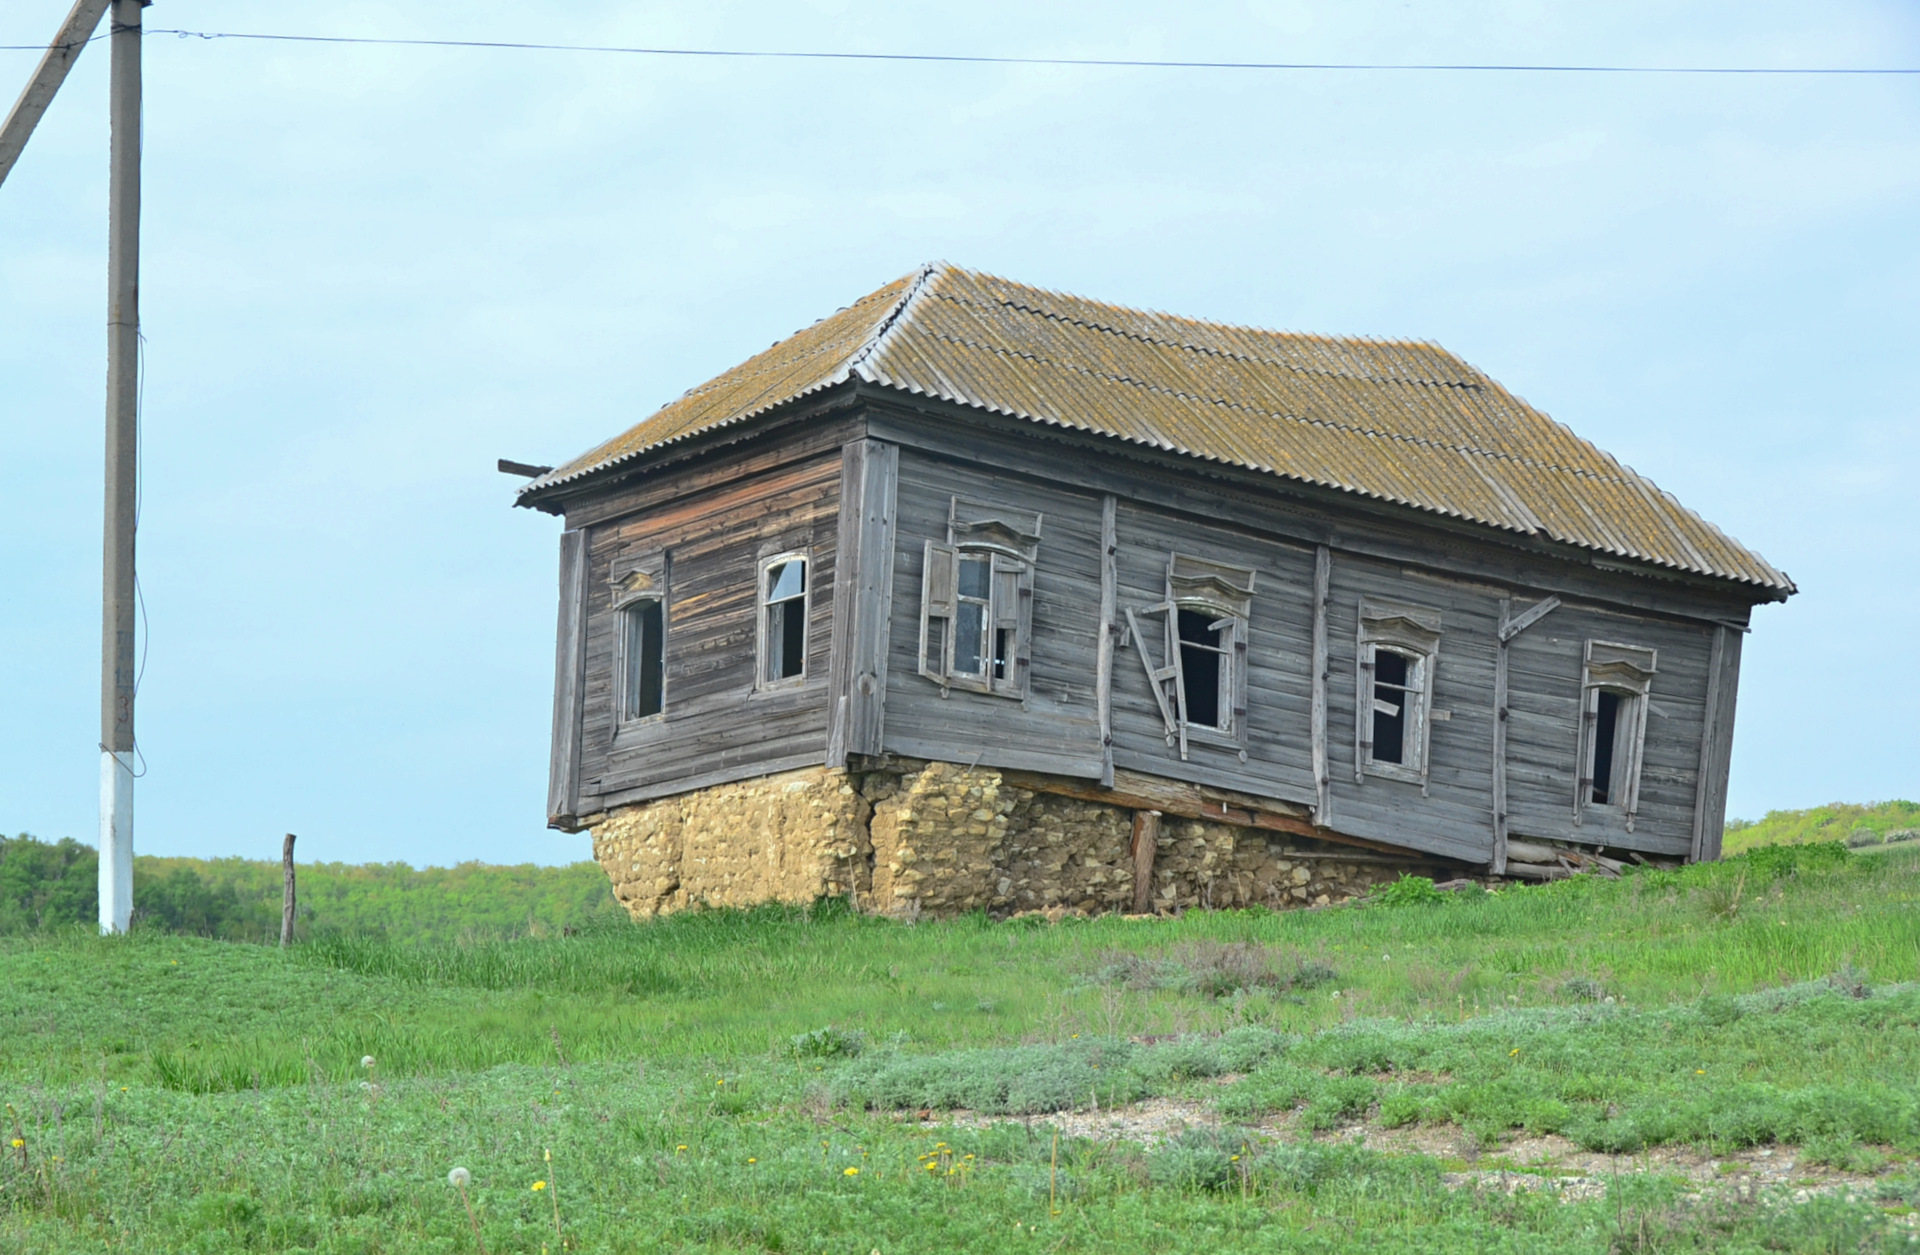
[590,761,1407,921]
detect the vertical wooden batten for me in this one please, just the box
[1691,624,1742,862]
[827,438,899,766]
[1492,594,1561,874]
[1310,544,1331,825]
[1097,494,1118,788]
[547,528,590,825]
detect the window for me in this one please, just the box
[620,599,664,720]
[759,554,809,687]
[1128,554,1255,760]
[1354,599,1441,789]
[1577,641,1657,828]
[919,498,1041,698]
[612,555,667,722]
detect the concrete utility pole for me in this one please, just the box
[0,0,145,933]
[99,0,145,934]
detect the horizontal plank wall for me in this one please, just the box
[574,446,842,812]
[1107,501,1319,805]
[882,449,1106,777]
[1503,601,1717,856]
[1322,556,1501,864]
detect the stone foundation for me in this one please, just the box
[590,761,1426,920]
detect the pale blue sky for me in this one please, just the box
[3,1,1915,867]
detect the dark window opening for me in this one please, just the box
[764,559,808,683]
[1177,607,1225,730]
[1371,648,1409,765]
[1591,690,1622,805]
[623,600,663,719]
[993,627,1011,681]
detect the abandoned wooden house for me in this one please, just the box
[513,263,1792,919]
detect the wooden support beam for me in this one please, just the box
[1000,767,1415,857]
[1130,809,1159,913]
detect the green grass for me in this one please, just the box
[1723,799,1920,855]
[5,843,1920,1251]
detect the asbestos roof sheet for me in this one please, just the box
[524,264,1792,594]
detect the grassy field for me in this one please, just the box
[4,842,1919,1251]
[1722,800,1920,856]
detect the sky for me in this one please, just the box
[2,1,1915,869]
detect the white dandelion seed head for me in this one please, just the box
[448,1167,471,1188]
[361,1056,376,1068]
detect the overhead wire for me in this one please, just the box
[2,28,1915,73]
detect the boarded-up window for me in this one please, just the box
[1354,599,1441,790]
[1577,640,1657,828]
[1128,554,1254,760]
[759,554,809,687]
[620,599,664,720]
[918,498,1040,699]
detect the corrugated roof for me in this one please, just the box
[524,264,1792,594]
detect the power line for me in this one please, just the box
[3,28,1913,74]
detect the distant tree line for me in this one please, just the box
[0,834,624,943]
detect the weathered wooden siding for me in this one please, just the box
[881,450,1106,777]
[573,449,841,811]
[865,400,1747,864]
[1316,561,1501,863]
[1107,503,1320,804]
[1502,601,1717,856]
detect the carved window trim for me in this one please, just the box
[1575,639,1658,829]
[611,552,668,725]
[1354,598,1442,791]
[1127,554,1255,761]
[918,497,1040,700]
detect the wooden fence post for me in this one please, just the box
[280,833,296,947]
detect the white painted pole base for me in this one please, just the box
[99,749,134,934]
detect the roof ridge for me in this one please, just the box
[843,262,940,384]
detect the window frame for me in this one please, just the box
[1126,553,1255,761]
[1574,639,1658,830]
[917,497,1041,701]
[1354,599,1442,791]
[611,554,668,727]
[755,550,812,692]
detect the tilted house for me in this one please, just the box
[516,264,1792,919]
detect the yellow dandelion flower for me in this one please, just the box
[9,1139,21,1149]
[532,1180,547,1192]
[1509,1048,1520,1056]
[1695,1069,1705,1075]
[926,1162,938,1172]
[676,1144,688,1152]
[747,1158,757,1164]
[843,1166,859,1176]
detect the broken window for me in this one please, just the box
[1577,641,1657,828]
[1354,599,1442,789]
[919,498,1040,699]
[759,554,809,687]
[611,554,667,722]
[619,599,664,720]
[1127,554,1255,760]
